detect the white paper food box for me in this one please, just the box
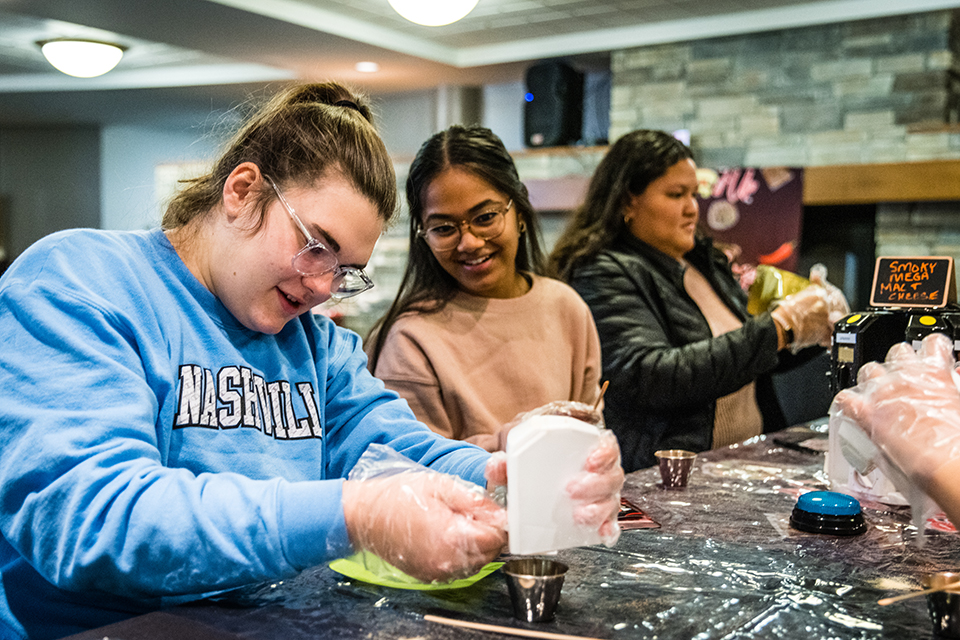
[506,414,604,555]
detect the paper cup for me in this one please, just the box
[654,449,697,489]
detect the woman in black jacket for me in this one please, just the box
[549,130,839,472]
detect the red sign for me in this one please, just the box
[697,167,804,279]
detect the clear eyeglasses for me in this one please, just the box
[265,175,374,300]
[418,200,512,252]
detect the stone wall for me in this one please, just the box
[877,201,960,263]
[610,10,960,168]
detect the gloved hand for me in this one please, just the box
[566,429,624,546]
[809,263,851,323]
[770,284,831,352]
[831,333,960,489]
[343,444,507,583]
[484,427,624,548]
[468,400,605,453]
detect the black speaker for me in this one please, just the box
[524,61,583,148]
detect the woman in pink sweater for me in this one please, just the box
[366,125,602,451]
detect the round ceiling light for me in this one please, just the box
[39,39,126,78]
[387,0,480,26]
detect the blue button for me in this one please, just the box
[796,491,861,516]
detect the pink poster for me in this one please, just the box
[696,167,804,283]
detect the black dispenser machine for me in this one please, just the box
[828,256,959,504]
[830,256,960,394]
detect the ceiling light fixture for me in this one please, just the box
[355,61,381,73]
[38,39,126,78]
[387,0,479,26]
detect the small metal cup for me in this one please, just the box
[654,449,697,489]
[924,571,960,638]
[503,558,568,622]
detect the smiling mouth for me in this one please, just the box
[461,253,494,266]
[280,288,304,310]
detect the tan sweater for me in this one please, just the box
[683,263,764,447]
[368,275,603,443]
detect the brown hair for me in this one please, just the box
[162,82,397,231]
[549,129,693,281]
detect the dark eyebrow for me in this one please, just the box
[312,225,368,269]
[312,225,340,254]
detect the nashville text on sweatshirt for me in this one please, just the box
[173,364,321,439]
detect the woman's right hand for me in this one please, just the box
[770,284,832,351]
[342,471,507,583]
[832,333,960,487]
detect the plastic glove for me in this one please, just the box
[566,429,624,546]
[831,333,960,489]
[342,444,507,583]
[469,400,605,453]
[770,284,831,352]
[484,428,624,548]
[809,263,850,324]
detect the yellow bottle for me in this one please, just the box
[747,265,810,315]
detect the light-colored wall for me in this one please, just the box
[376,89,438,158]
[0,126,100,259]
[376,82,526,158]
[100,124,219,231]
[483,81,525,152]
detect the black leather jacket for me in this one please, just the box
[569,233,796,472]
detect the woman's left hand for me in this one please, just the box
[566,429,624,545]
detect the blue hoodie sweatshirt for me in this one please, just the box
[0,228,488,639]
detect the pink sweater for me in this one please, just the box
[369,275,602,443]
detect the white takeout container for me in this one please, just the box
[827,414,908,506]
[506,414,604,555]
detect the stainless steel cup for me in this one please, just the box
[924,571,960,638]
[503,558,569,622]
[654,449,697,489]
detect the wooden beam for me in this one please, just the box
[804,160,960,205]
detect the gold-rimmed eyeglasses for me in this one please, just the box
[417,200,512,252]
[265,175,374,300]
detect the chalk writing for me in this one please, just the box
[871,257,954,308]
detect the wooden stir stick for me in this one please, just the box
[878,583,960,606]
[593,380,609,411]
[425,614,607,640]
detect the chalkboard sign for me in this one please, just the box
[869,256,956,308]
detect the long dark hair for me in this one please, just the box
[163,82,397,232]
[549,129,693,281]
[366,124,546,370]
